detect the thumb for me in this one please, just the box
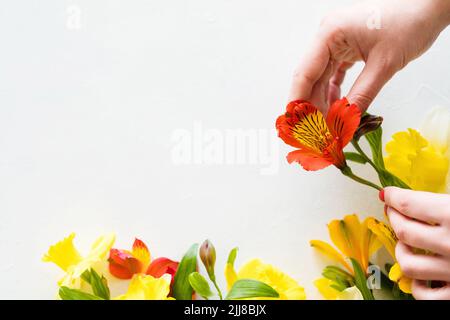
[347,54,400,112]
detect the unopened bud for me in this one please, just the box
[199,239,216,280]
[354,114,383,141]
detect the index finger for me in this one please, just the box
[289,36,331,102]
[383,187,449,224]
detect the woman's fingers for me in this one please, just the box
[412,280,450,300]
[383,187,449,224]
[347,53,400,112]
[387,207,449,255]
[396,242,450,282]
[289,36,331,102]
[327,62,354,105]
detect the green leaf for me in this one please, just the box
[350,258,374,300]
[172,243,199,300]
[227,247,238,265]
[365,127,410,188]
[344,152,368,164]
[59,286,103,300]
[89,268,111,300]
[378,168,411,189]
[225,279,279,300]
[322,266,355,290]
[188,272,214,299]
[365,127,385,169]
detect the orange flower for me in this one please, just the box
[109,238,151,279]
[108,239,179,283]
[276,98,361,171]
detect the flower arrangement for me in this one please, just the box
[277,99,450,300]
[44,236,305,300]
[44,100,449,300]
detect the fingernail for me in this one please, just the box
[379,189,385,202]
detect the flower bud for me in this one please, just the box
[354,114,383,141]
[199,239,216,280]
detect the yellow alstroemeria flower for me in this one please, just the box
[385,106,450,193]
[225,258,306,300]
[310,214,382,275]
[367,218,412,294]
[43,233,116,289]
[115,274,173,300]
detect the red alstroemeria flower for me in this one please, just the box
[276,97,361,171]
[146,257,179,293]
[109,238,151,279]
[108,238,179,286]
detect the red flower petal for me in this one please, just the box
[326,97,361,147]
[146,257,179,278]
[108,248,144,279]
[131,238,151,266]
[287,149,334,171]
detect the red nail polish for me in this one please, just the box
[379,189,385,202]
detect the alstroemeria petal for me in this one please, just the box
[310,240,353,273]
[328,220,353,261]
[367,218,397,258]
[42,233,83,272]
[342,215,364,269]
[326,97,361,147]
[146,257,179,278]
[287,150,334,171]
[109,249,144,279]
[132,238,151,267]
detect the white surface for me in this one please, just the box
[1,0,450,299]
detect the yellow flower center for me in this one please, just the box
[291,110,333,153]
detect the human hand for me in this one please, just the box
[382,187,450,300]
[290,0,450,114]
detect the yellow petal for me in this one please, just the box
[234,259,306,300]
[388,263,403,282]
[310,240,353,274]
[420,106,450,155]
[131,238,151,267]
[367,218,397,258]
[361,218,382,272]
[314,278,339,300]
[42,233,83,271]
[115,274,172,300]
[342,214,364,268]
[336,286,364,300]
[385,128,449,193]
[398,277,413,294]
[225,263,238,291]
[328,220,352,258]
[86,233,116,262]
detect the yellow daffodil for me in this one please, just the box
[43,233,116,289]
[310,214,382,275]
[115,274,173,300]
[367,218,412,293]
[385,106,450,193]
[225,258,306,300]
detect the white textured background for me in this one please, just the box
[1,0,449,299]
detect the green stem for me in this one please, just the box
[341,166,382,191]
[352,140,380,173]
[211,278,223,300]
